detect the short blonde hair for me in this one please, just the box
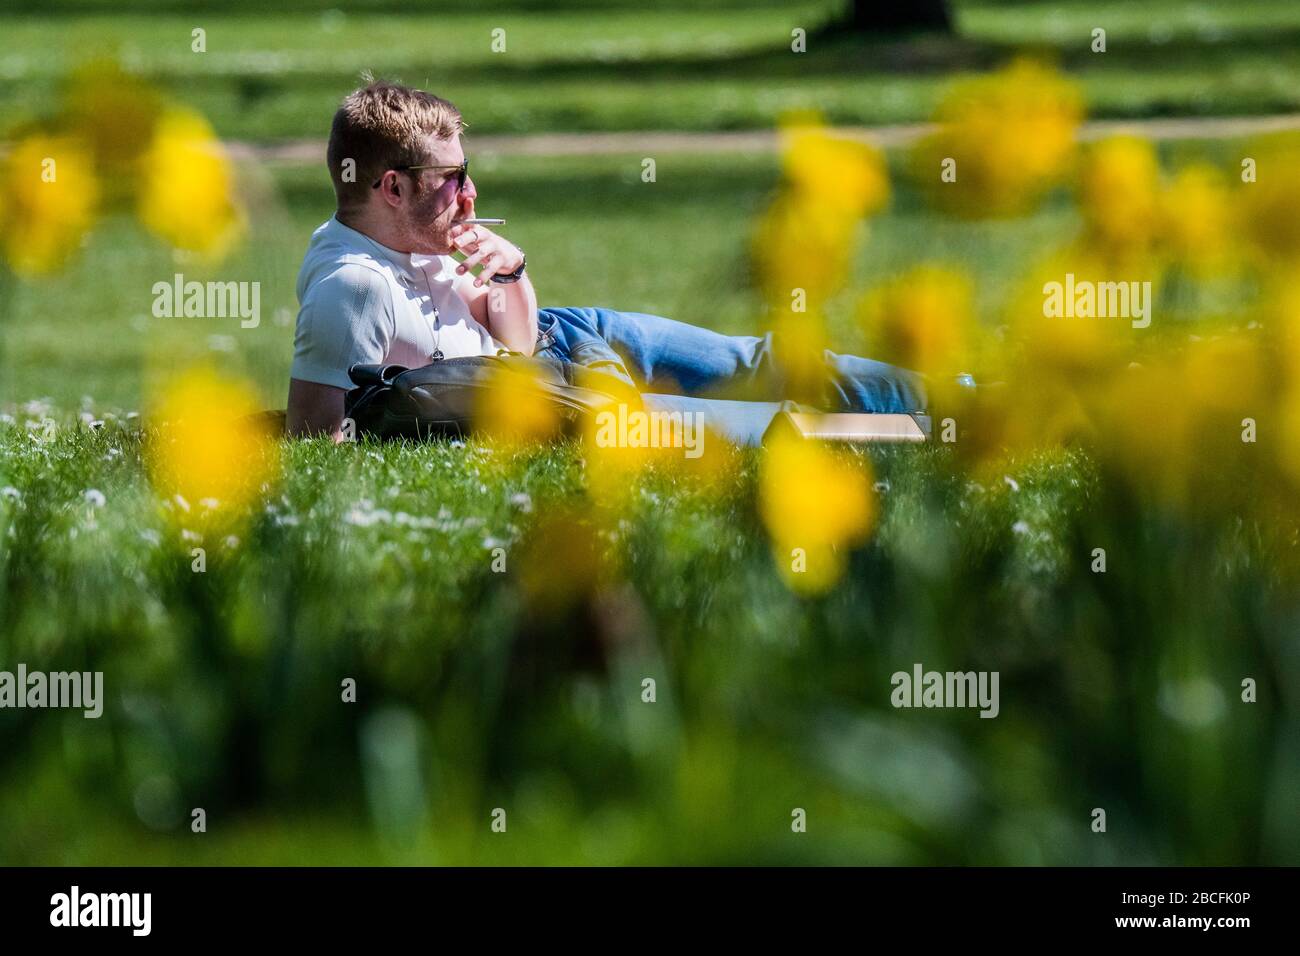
[327,79,465,211]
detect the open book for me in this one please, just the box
[763,409,930,444]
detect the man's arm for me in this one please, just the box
[458,273,538,355]
[286,377,347,440]
[287,262,394,440]
[450,225,537,354]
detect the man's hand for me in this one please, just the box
[450,224,523,286]
[448,222,537,353]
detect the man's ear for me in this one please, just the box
[377,174,402,207]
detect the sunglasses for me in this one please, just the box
[371,159,469,191]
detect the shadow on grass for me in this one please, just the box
[71,19,1300,123]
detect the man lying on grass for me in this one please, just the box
[286,80,935,441]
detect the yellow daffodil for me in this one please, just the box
[0,133,98,276]
[1008,246,1148,383]
[858,264,974,375]
[912,58,1083,218]
[472,362,565,446]
[752,114,890,313]
[1077,136,1162,263]
[768,309,832,406]
[146,366,278,532]
[1237,133,1300,268]
[751,192,859,312]
[1158,163,1235,275]
[581,404,656,512]
[1091,335,1264,508]
[1262,279,1300,485]
[1268,278,1300,390]
[137,108,244,259]
[758,433,876,595]
[779,117,890,221]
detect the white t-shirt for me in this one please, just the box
[291,216,502,389]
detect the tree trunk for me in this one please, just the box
[845,0,953,34]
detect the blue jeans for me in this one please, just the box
[535,306,930,446]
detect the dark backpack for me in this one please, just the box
[344,354,640,441]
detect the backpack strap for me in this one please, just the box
[347,363,409,388]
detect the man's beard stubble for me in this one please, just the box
[403,181,456,254]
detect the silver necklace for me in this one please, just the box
[360,231,447,361]
[415,260,444,361]
[430,305,443,361]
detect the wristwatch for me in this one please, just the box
[490,252,526,284]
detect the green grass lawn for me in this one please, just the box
[1,138,1297,864]
[1,414,1291,865]
[3,1,1300,142]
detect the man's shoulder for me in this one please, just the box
[300,250,396,304]
[299,219,400,294]
[310,255,394,289]
[297,257,397,335]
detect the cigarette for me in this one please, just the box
[454,218,505,225]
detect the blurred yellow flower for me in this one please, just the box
[1091,335,1264,507]
[670,421,743,495]
[1180,333,1266,419]
[472,362,564,445]
[779,117,890,220]
[953,376,1093,470]
[769,309,831,406]
[751,114,889,312]
[1092,358,1193,499]
[979,242,1171,466]
[751,193,857,311]
[147,367,278,530]
[581,412,655,514]
[579,399,743,513]
[1158,163,1234,275]
[1008,246,1147,382]
[758,433,876,595]
[137,108,244,259]
[1238,133,1300,267]
[0,133,98,276]
[1077,136,1162,262]
[912,58,1083,218]
[858,264,973,374]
